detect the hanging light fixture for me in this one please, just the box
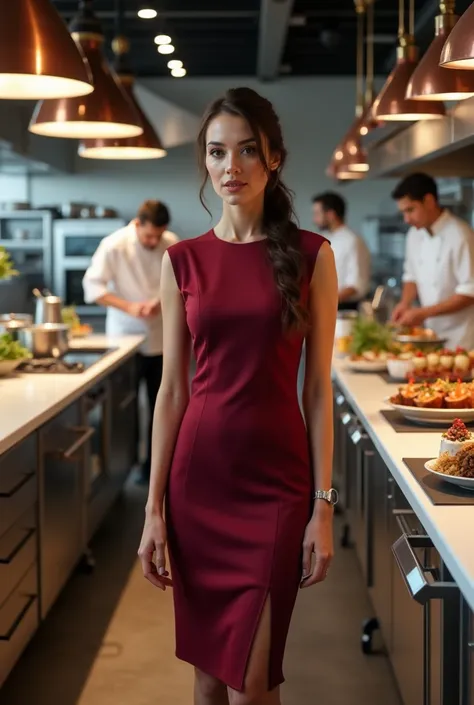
[440,2,474,69]
[359,0,381,136]
[29,0,143,139]
[373,0,445,121]
[0,0,93,100]
[155,35,172,45]
[407,0,474,100]
[79,4,166,160]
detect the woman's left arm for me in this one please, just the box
[300,241,339,588]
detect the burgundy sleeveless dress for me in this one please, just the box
[166,229,326,691]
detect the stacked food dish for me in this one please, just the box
[387,347,474,382]
[425,419,474,490]
[387,380,474,424]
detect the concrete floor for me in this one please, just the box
[0,481,402,705]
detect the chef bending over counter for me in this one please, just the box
[391,172,474,350]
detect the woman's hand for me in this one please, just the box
[138,513,173,591]
[300,509,334,588]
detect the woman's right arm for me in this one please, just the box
[138,250,191,590]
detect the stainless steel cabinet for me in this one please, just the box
[109,357,138,484]
[39,402,92,618]
[0,436,39,688]
[390,485,460,705]
[369,455,393,648]
[459,599,474,705]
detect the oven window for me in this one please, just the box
[65,270,87,306]
[65,236,104,257]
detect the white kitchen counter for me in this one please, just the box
[333,358,474,612]
[0,335,144,456]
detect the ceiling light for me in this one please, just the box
[0,0,94,100]
[29,2,143,139]
[373,0,445,122]
[167,60,183,70]
[171,67,186,78]
[407,2,474,101]
[79,26,166,161]
[158,44,175,55]
[154,34,172,45]
[79,77,167,159]
[138,7,157,19]
[440,2,474,69]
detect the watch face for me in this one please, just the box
[329,488,339,505]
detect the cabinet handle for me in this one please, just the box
[392,533,458,604]
[0,528,35,565]
[85,389,108,409]
[0,595,36,641]
[0,471,35,498]
[45,426,95,461]
[119,391,136,411]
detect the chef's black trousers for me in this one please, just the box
[135,353,163,481]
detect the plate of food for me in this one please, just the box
[386,379,474,425]
[393,326,447,348]
[344,318,391,372]
[346,351,388,372]
[386,347,474,382]
[425,419,474,490]
[61,305,93,338]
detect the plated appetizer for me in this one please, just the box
[387,347,473,381]
[425,421,474,489]
[439,419,474,457]
[390,380,474,409]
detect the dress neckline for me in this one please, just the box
[211,229,267,246]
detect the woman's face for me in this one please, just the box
[205,113,276,207]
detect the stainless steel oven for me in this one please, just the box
[53,218,125,317]
[391,487,460,705]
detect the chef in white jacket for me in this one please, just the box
[83,200,179,483]
[391,173,474,350]
[312,191,371,310]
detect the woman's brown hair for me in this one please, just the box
[197,87,309,333]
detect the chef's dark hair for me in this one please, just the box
[312,192,346,221]
[137,200,170,227]
[391,173,438,203]
[197,87,308,333]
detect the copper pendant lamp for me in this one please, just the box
[407,0,474,100]
[373,0,445,121]
[440,1,474,69]
[79,33,167,160]
[0,0,93,100]
[29,0,143,139]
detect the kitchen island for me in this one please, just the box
[0,335,144,688]
[332,358,474,705]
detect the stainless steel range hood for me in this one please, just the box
[367,95,474,178]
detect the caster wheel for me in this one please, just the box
[80,550,96,575]
[361,617,379,655]
[340,523,350,548]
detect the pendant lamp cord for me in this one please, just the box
[354,0,365,117]
[398,0,405,42]
[408,0,415,37]
[365,0,374,106]
[116,0,124,36]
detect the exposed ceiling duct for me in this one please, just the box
[257,0,295,81]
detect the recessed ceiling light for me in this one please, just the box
[154,34,172,45]
[171,67,186,78]
[158,44,174,55]
[138,8,157,19]
[167,59,183,70]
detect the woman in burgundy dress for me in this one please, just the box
[138,87,338,705]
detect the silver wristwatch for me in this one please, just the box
[313,488,339,506]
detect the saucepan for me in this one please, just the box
[19,324,70,359]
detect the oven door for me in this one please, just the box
[57,260,105,318]
[391,499,460,705]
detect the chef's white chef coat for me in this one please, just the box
[326,225,371,301]
[82,221,179,355]
[402,209,474,349]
